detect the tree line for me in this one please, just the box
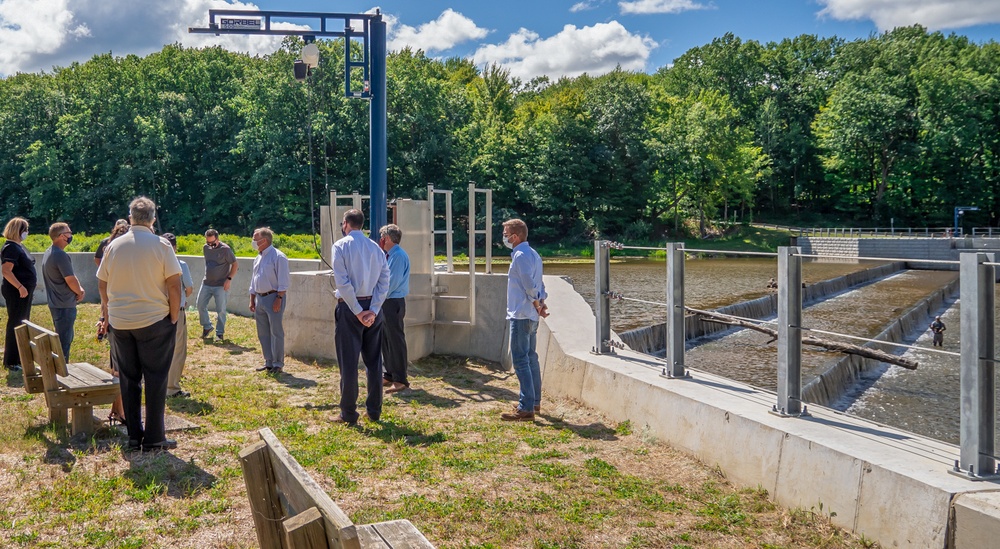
[1,25,998,243]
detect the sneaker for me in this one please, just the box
[4,364,22,372]
[201,328,212,338]
[216,333,224,341]
[167,390,191,398]
[501,408,535,422]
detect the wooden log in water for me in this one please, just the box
[685,306,919,370]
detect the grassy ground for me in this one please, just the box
[0,304,879,549]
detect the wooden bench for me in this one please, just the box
[14,320,120,436]
[240,427,435,549]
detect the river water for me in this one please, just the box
[543,258,976,447]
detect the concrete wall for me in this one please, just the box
[537,274,1000,549]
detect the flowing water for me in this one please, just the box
[843,288,1000,446]
[544,258,888,332]
[544,257,972,446]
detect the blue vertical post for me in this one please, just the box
[369,15,387,238]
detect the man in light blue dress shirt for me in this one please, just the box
[249,227,290,373]
[501,218,548,422]
[379,224,411,394]
[332,209,390,426]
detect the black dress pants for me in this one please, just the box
[335,298,384,423]
[2,282,33,367]
[381,297,408,386]
[110,315,176,446]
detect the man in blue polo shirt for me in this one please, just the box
[378,224,411,394]
[501,218,548,422]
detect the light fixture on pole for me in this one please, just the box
[302,43,320,68]
[954,206,979,237]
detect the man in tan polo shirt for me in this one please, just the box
[97,197,182,452]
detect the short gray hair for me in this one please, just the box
[379,224,402,244]
[129,196,157,226]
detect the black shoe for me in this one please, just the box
[332,416,358,427]
[201,328,212,338]
[167,390,191,398]
[142,439,177,452]
[126,439,142,452]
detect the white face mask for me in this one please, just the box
[502,234,514,249]
[20,231,28,241]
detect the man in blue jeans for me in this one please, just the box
[501,218,548,422]
[197,229,238,340]
[41,222,85,360]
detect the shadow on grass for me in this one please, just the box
[267,369,318,389]
[361,419,448,446]
[23,422,138,471]
[122,449,218,499]
[409,354,520,407]
[214,340,256,356]
[542,417,620,441]
[166,396,215,415]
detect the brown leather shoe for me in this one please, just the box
[534,405,540,413]
[332,415,358,427]
[382,378,392,387]
[501,408,535,422]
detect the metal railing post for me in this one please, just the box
[955,252,997,478]
[774,246,805,416]
[665,242,688,378]
[467,183,476,326]
[594,241,611,354]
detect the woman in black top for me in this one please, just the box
[1,217,36,371]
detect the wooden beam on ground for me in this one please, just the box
[685,306,919,370]
[240,441,287,549]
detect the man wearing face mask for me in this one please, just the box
[249,227,290,373]
[42,222,85,361]
[501,218,548,422]
[197,228,238,341]
[331,209,390,426]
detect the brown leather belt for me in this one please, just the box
[338,296,371,303]
[257,290,276,297]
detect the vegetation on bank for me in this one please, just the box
[16,224,792,263]
[0,304,879,548]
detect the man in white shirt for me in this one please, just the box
[97,197,182,452]
[331,209,389,426]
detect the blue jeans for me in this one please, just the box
[197,284,228,335]
[50,307,77,361]
[509,318,541,413]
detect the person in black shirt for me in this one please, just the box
[1,217,37,371]
[94,219,129,267]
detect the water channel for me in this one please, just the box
[543,258,979,448]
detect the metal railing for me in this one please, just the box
[593,241,999,479]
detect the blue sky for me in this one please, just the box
[2,1,999,79]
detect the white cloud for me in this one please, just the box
[0,0,310,76]
[473,21,657,81]
[387,9,488,53]
[619,0,710,15]
[571,2,598,12]
[818,0,1000,31]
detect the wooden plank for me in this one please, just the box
[14,324,43,394]
[257,428,361,549]
[70,406,94,436]
[30,335,62,395]
[45,333,68,377]
[239,441,287,549]
[368,520,435,549]
[283,507,330,549]
[356,525,390,548]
